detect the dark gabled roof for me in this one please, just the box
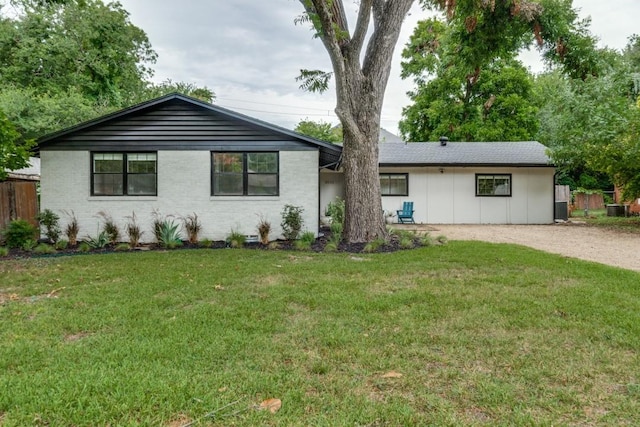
[379,141,553,167]
[36,93,342,168]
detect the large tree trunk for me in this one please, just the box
[300,0,415,243]
[341,107,387,242]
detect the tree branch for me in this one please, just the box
[351,0,372,58]
[363,0,415,88]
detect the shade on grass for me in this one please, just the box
[1,242,639,426]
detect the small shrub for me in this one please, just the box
[125,212,143,248]
[330,220,343,241]
[21,239,37,252]
[400,236,415,249]
[300,231,316,244]
[55,239,69,250]
[198,238,212,248]
[37,209,61,244]
[84,231,110,249]
[226,229,246,248]
[295,231,316,251]
[396,229,416,241]
[183,213,202,244]
[281,204,304,240]
[157,219,183,249]
[63,210,80,246]
[77,242,91,252]
[325,197,345,226]
[0,246,9,257]
[97,211,120,244]
[33,243,56,255]
[421,233,435,247]
[257,215,271,245]
[436,235,448,245]
[115,243,130,252]
[3,219,38,249]
[364,237,386,253]
[151,209,164,243]
[268,241,280,250]
[294,240,311,251]
[324,241,338,252]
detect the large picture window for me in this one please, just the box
[92,152,157,196]
[476,174,511,197]
[380,173,408,196]
[212,152,278,196]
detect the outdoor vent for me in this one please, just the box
[439,136,448,146]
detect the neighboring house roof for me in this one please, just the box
[379,141,553,167]
[379,128,403,143]
[36,93,342,169]
[6,157,40,181]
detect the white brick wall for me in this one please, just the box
[40,150,319,243]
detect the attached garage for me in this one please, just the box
[321,139,555,225]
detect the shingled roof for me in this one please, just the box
[379,141,553,167]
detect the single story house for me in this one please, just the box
[36,93,341,243]
[321,138,555,225]
[36,93,555,243]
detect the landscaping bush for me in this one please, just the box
[157,220,183,249]
[256,216,271,245]
[294,231,316,250]
[226,229,246,248]
[2,219,38,249]
[33,243,56,255]
[37,209,61,244]
[182,213,201,244]
[325,197,345,226]
[281,204,304,240]
[125,212,143,248]
[84,231,110,249]
[63,210,80,246]
[97,211,120,244]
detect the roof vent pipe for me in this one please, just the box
[439,136,448,146]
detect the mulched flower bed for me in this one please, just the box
[1,228,431,260]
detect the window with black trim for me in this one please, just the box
[92,152,157,196]
[212,152,279,196]
[476,174,511,197]
[380,173,408,196]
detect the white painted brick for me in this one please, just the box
[40,150,319,243]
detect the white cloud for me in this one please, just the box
[118,0,640,135]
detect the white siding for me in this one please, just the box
[40,150,319,242]
[379,167,554,224]
[320,169,345,216]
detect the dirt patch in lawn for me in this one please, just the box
[427,223,640,272]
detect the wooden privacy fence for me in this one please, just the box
[573,192,605,210]
[0,181,39,230]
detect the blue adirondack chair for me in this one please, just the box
[396,201,415,224]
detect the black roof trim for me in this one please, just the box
[36,93,342,159]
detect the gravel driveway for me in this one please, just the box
[424,224,640,272]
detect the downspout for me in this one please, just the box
[553,170,558,222]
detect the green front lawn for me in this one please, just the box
[1,244,639,426]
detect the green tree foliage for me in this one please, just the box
[0,110,33,179]
[0,0,214,156]
[400,0,599,142]
[536,44,640,198]
[294,119,342,143]
[0,86,105,140]
[142,79,215,104]
[0,0,157,105]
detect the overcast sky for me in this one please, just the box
[117,0,640,135]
